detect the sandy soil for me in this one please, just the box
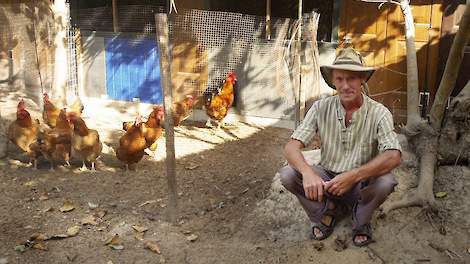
[0,88,469,264]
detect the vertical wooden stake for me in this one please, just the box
[112,0,119,33]
[297,0,305,126]
[155,13,178,223]
[266,0,271,40]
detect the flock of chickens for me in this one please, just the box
[7,72,237,171]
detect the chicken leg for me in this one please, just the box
[205,118,213,128]
[80,161,88,172]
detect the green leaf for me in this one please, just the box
[435,192,447,198]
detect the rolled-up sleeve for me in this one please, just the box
[291,101,320,146]
[377,110,402,153]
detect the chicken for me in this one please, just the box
[7,99,40,166]
[122,96,193,131]
[142,105,164,159]
[171,94,194,126]
[49,108,73,167]
[42,93,84,128]
[27,139,42,169]
[33,130,71,171]
[204,72,237,129]
[68,97,84,116]
[42,93,61,128]
[122,106,164,159]
[116,115,148,171]
[69,114,103,171]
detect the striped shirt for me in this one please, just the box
[291,94,401,173]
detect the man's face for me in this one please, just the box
[332,69,366,104]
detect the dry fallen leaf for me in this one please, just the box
[132,225,148,233]
[67,226,80,237]
[186,234,198,242]
[66,254,78,262]
[48,234,69,240]
[144,241,161,254]
[138,200,157,207]
[81,215,99,225]
[135,232,145,241]
[435,192,447,198]
[32,242,48,251]
[14,245,27,252]
[184,164,200,170]
[38,194,49,201]
[109,244,124,250]
[59,202,75,212]
[105,234,119,245]
[42,207,54,213]
[94,210,107,219]
[88,202,99,209]
[30,233,48,241]
[24,180,37,187]
[105,234,124,250]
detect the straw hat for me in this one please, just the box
[320,48,375,89]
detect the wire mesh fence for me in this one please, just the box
[73,5,323,121]
[66,24,79,97]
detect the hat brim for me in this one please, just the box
[320,65,375,89]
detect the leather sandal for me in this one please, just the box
[352,223,374,247]
[311,215,335,240]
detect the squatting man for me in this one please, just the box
[279,47,402,246]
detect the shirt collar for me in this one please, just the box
[336,93,369,122]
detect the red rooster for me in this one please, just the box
[204,72,237,129]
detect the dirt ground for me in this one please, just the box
[1,91,469,264]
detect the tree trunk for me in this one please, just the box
[400,0,421,129]
[437,80,470,165]
[383,3,470,214]
[429,2,470,130]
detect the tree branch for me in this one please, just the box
[429,3,470,130]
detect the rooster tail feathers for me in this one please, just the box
[203,90,214,108]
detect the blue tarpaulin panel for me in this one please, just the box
[104,36,162,104]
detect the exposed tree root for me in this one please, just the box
[381,127,438,215]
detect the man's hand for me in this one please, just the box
[302,172,326,202]
[325,169,358,196]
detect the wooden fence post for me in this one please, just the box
[155,13,178,223]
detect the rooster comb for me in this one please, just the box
[17,98,25,109]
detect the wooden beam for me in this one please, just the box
[155,13,178,223]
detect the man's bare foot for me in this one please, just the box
[354,235,368,244]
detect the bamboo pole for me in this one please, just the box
[155,13,178,223]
